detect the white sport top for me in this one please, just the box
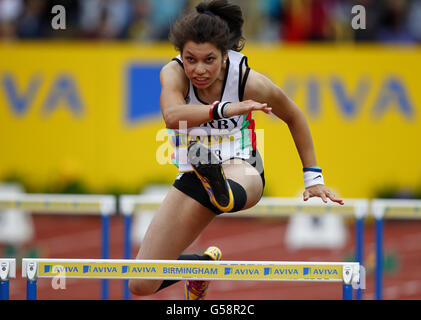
[168,50,257,173]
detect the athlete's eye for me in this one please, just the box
[207,57,215,62]
[185,57,195,62]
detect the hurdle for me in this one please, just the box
[21,258,360,300]
[371,199,421,300]
[120,196,369,300]
[0,259,16,300]
[0,193,116,300]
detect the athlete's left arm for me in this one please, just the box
[244,70,344,205]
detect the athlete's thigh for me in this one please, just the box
[222,159,263,209]
[135,186,216,261]
[130,186,216,294]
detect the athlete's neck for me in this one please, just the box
[195,64,227,104]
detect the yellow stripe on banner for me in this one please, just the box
[37,262,343,281]
[133,203,161,211]
[133,203,356,217]
[384,207,421,219]
[0,201,101,213]
[239,204,355,217]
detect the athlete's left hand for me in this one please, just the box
[303,185,344,205]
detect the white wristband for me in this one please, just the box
[217,101,231,119]
[217,102,224,119]
[303,171,324,188]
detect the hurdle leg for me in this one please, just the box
[0,281,9,300]
[123,214,132,300]
[27,280,37,300]
[375,217,383,300]
[355,217,364,300]
[101,215,110,300]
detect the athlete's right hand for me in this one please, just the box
[223,100,272,117]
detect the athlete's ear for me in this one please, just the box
[223,51,228,64]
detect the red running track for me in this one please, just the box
[2,215,421,300]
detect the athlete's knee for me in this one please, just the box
[227,179,247,212]
[128,279,158,296]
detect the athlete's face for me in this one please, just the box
[181,41,227,89]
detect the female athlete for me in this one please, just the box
[129,0,343,300]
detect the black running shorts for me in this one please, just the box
[173,150,265,215]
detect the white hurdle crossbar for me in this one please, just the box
[120,196,369,299]
[120,195,368,218]
[0,193,116,300]
[22,258,360,300]
[0,193,115,215]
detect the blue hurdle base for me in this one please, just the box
[27,280,37,300]
[342,284,353,300]
[0,280,9,300]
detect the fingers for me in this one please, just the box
[325,189,344,205]
[303,186,344,205]
[328,194,344,205]
[227,103,270,117]
[262,106,272,114]
[246,101,271,113]
[253,105,272,114]
[255,103,270,110]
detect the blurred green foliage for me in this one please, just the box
[2,171,421,199]
[374,183,421,199]
[0,171,172,196]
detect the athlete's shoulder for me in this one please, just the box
[160,59,189,99]
[160,60,186,85]
[161,59,183,74]
[243,69,278,102]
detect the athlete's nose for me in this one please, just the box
[195,63,206,75]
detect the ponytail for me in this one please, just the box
[196,0,245,51]
[169,0,245,53]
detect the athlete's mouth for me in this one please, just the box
[193,77,210,85]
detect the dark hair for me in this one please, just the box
[169,0,245,54]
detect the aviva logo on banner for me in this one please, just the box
[126,64,163,123]
[263,266,339,277]
[2,73,84,117]
[284,75,415,120]
[0,65,164,121]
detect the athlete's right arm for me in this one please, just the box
[160,61,213,129]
